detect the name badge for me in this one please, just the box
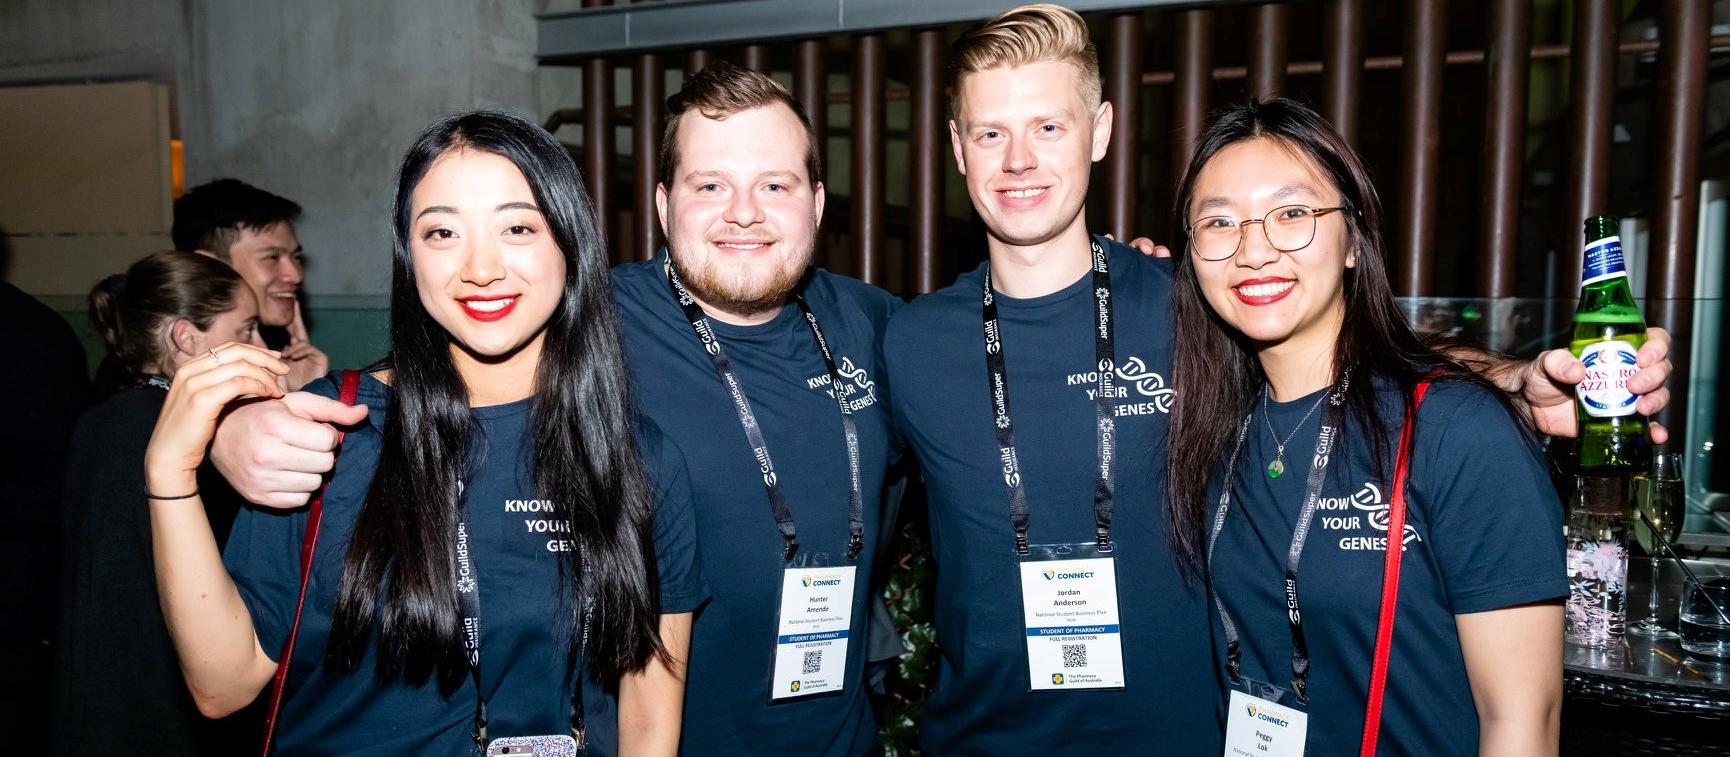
[1224,689,1309,757]
[1018,545,1125,691]
[770,564,857,700]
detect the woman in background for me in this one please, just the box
[53,250,262,755]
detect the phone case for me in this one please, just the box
[484,734,579,757]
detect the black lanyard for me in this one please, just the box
[454,505,592,751]
[982,241,1117,556]
[663,262,865,561]
[1205,379,1350,703]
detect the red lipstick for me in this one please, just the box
[1231,277,1296,306]
[459,295,518,322]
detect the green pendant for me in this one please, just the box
[1267,457,1286,479]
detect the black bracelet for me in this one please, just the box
[145,488,200,500]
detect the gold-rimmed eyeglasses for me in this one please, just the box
[1186,204,1351,261]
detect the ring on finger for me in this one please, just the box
[208,347,223,366]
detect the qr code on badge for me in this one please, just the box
[1062,643,1087,668]
[802,650,823,674]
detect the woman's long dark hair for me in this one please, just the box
[1164,97,1530,579]
[326,110,663,689]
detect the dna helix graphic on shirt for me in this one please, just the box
[1062,356,1176,414]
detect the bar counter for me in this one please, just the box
[1561,553,1730,753]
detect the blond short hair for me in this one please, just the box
[949,3,1102,118]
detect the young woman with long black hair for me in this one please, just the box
[1166,98,1565,755]
[144,111,703,755]
[54,251,261,755]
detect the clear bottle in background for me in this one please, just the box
[1565,475,1631,647]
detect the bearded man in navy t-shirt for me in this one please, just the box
[608,62,902,756]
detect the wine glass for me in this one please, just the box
[1628,452,1684,639]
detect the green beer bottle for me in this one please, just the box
[1569,214,1650,473]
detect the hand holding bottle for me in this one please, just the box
[1498,216,1672,446]
[1516,330,1671,442]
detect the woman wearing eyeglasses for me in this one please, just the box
[1165,98,1566,756]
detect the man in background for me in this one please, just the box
[173,179,327,388]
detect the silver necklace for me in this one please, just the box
[1260,385,1329,479]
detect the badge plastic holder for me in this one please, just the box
[1018,541,1126,692]
[767,550,856,704]
[1224,679,1310,757]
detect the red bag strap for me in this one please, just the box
[259,369,361,756]
[1357,378,1431,757]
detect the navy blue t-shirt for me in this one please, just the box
[1210,377,1566,755]
[223,372,706,757]
[883,237,1222,755]
[611,256,900,757]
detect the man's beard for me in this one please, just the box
[669,247,807,321]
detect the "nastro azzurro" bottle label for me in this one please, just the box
[1577,340,1639,418]
[1582,235,1628,286]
